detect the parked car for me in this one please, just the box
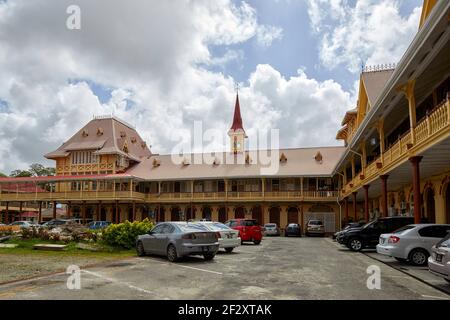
[224,219,263,245]
[333,222,365,240]
[377,224,450,266]
[41,219,72,229]
[9,221,36,229]
[264,223,280,236]
[285,223,302,237]
[136,222,219,262]
[197,221,240,253]
[337,216,414,252]
[305,219,325,237]
[87,221,111,230]
[428,232,450,283]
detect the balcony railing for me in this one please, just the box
[343,98,449,197]
[0,191,146,202]
[0,189,339,203]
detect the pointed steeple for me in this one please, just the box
[230,93,245,132]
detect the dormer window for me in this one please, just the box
[152,158,160,167]
[97,128,103,136]
[280,153,287,163]
[82,130,89,137]
[120,131,126,138]
[131,137,137,143]
[182,158,190,166]
[245,154,251,164]
[213,157,220,165]
[315,151,323,164]
[141,141,147,149]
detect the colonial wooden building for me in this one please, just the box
[335,0,450,225]
[1,0,449,230]
[0,96,344,232]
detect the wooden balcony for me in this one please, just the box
[0,191,146,202]
[342,99,450,197]
[0,189,339,203]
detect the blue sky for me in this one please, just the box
[207,0,423,92]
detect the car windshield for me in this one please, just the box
[288,224,298,227]
[265,224,276,227]
[177,223,209,232]
[309,220,322,225]
[436,232,450,247]
[392,225,416,234]
[242,220,257,226]
[211,223,230,230]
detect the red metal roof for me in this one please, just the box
[1,183,46,193]
[230,94,245,132]
[0,173,136,183]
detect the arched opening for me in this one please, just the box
[445,183,450,224]
[100,207,107,221]
[424,187,436,223]
[269,207,280,226]
[218,207,227,223]
[72,206,81,218]
[141,206,150,221]
[202,206,212,221]
[251,206,263,225]
[157,206,165,222]
[127,206,133,222]
[287,207,299,224]
[185,206,195,221]
[170,207,182,221]
[235,207,245,219]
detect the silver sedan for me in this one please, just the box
[136,222,219,262]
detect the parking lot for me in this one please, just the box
[0,236,448,300]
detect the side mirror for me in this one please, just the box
[148,230,154,235]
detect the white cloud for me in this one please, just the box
[0,0,349,174]
[306,0,422,73]
[256,25,283,47]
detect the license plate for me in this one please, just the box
[436,254,443,263]
[227,233,232,238]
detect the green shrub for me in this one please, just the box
[102,219,154,249]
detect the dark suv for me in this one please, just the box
[337,216,414,251]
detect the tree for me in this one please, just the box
[0,172,7,177]
[29,163,55,176]
[10,170,33,177]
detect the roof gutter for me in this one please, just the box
[332,0,450,175]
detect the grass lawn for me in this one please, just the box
[1,237,135,257]
[0,238,136,283]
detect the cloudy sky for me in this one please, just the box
[0,0,423,174]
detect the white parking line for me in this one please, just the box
[136,257,223,275]
[82,270,153,295]
[175,264,223,275]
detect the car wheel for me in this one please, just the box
[225,247,234,253]
[253,240,261,245]
[394,257,407,263]
[408,249,429,266]
[167,244,178,262]
[203,253,215,261]
[348,237,363,252]
[285,233,289,237]
[136,241,145,257]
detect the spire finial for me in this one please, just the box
[234,81,240,95]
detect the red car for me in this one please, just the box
[225,219,262,245]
